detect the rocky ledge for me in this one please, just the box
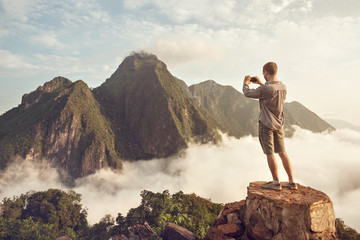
[205,181,336,240]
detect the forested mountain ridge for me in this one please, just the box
[0,52,334,179]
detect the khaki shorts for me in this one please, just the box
[259,121,285,155]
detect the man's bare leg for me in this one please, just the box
[278,152,294,182]
[267,154,279,182]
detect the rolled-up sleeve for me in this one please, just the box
[243,83,264,99]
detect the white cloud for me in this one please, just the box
[0,28,8,39]
[33,54,108,80]
[123,0,151,10]
[1,128,360,231]
[30,32,66,49]
[268,0,313,13]
[0,49,37,69]
[123,0,315,26]
[0,0,41,22]
[146,36,224,65]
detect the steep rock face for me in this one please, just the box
[188,80,334,137]
[94,52,220,160]
[0,77,121,178]
[205,182,336,240]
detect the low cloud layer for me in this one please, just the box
[1,127,360,231]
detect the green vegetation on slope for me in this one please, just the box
[63,80,121,171]
[124,190,223,238]
[0,78,72,168]
[1,189,88,239]
[155,64,221,144]
[0,77,121,177]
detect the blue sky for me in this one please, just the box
[1,0,360,125]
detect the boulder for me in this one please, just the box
[205,182,337,240]
[128,222,159,240]
[55,237,72,240]
[111,235,129,240]
[205,201,245,240]
[243,182,336,240]
[160,222,199,240]
[203,227,234,240]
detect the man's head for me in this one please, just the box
[263,62,278,81]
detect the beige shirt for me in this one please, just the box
[243,81,287,130]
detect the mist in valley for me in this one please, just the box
[1,127,359,231]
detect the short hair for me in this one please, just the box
[263,62,278,75]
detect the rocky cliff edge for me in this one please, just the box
[205,181,336,240]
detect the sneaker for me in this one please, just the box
[287,182,298,190]
[262,181,282,191]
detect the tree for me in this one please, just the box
[336,218,360,240]
[22,189,88,233]
[110,213,127,236]
[0,216,57,240]
[124,190,223,238]
[1,195,26,220]
[1,189,88,239]
[84,214,114,240]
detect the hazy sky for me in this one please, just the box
[1,0,360,125]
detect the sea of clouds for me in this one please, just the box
[0,127,359,231]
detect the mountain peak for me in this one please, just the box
[93,52,220,160]
[121,51,166,72]
[130,51,158,61]
[38,76,72,92]
[20,76,72,110]
[99,52,167,93]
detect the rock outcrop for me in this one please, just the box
[161,222,199,240]
[112,222,159,240]
[205,182,336,240]
[128,222,159,240]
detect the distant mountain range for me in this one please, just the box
[0,52,334,179]
[325,118,360,132]
[188,80,334,137]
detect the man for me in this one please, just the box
[243,62,297,191]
